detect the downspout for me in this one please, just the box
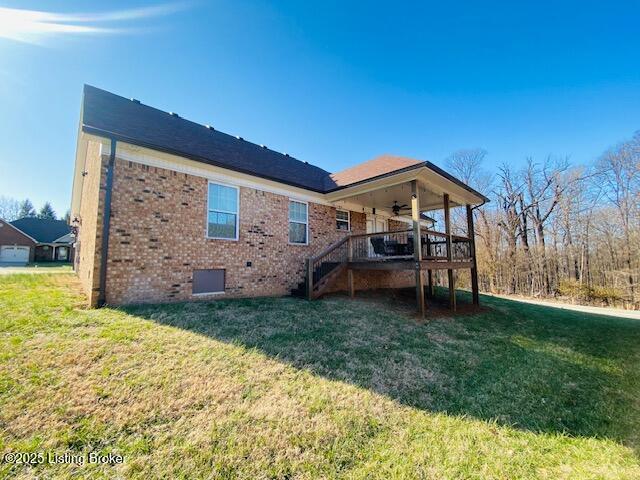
[97,138,117,307]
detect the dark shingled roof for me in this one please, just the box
[80,85,488,202]
[10,218,72,244]
[81,85,338,192]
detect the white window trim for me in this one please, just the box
[336,209,350,232]
[206,181,240,241]
[288,199,309,246]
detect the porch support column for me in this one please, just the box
[411,180,426,318]
[466,204,480,306]
[444,194,456,311]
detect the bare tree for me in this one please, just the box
[446,132,639,309]
[596,132,640,300]
[495,165,523,294]
[445,148,492,191]
[523,157,570,294]
[0,196,21,221]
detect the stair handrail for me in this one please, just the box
[306,235,351,299]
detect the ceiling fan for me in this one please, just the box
[387,201,411,216]
[385,201,437,224]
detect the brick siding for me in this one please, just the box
[77,153,417,306]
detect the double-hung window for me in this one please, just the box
[288,200,308,244]
[336,210,350,231]
[207,182,239,240]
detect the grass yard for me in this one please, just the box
[1,274,639,479]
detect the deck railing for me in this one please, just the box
[419,228,472,261]
[350,229,414,261]
[305,227,473,299]
[349,228,472,262]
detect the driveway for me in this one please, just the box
[0,264,73,275]
[485,293,640,320]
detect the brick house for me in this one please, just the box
[0,217,74,264]
[71,86,487,314]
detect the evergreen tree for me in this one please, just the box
[38,202,56,220]
[18,199,36,218]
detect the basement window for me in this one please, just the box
[336,210,350,231]
[192,269,225,295]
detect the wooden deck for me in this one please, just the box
[304,193,480,317]
[349,259,474,271]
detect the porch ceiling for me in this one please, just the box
[327,165,485,214]
[332,181,444,215]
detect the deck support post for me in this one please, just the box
[348,269,355,298]
[306,258,313,300]
[348,237,355,298]
[466,204,480,306]
[444,193,456,311]
[411,180,426,318]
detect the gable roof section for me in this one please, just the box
[81,85,337,193]
[0,218,37,243]
[10,218,72,244]
[330,155,423,187]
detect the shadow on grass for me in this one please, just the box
[123,288,640,452]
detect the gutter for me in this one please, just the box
[97,138,117,307]
[471,199,488,211]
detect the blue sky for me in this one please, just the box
[0,0,639,216]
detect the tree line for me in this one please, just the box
[444,131,639,309]
[0,197,68,222]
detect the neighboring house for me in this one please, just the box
[71,85,488,313]
[0,218,74,264]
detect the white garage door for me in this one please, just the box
[0,245,30,263]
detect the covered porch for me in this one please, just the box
[307,162,487,317]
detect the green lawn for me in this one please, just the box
[1,274,639,479]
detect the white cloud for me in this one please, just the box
[0,3,188,44]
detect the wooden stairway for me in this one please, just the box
[292,236,350,299]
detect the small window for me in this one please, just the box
[193,269,225,294]
[336,210,350,231]
[207,183,238,240]
[288,200,308,244]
